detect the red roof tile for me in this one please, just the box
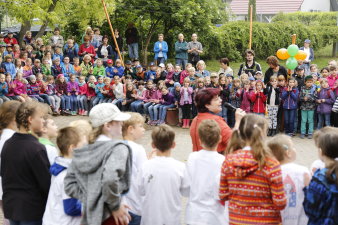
[230,0,305,15]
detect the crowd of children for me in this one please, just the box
[1,101,338,225]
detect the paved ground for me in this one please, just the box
[0,116,318,224]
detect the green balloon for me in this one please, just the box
[286,57,298,70]
[287,44,299,57]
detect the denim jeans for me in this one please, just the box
[48,95,61,111]
[39,94,51,105]
[175,58,188,70]
[10,220,42,225]
[301,110,314,135]
[156,57,165,65]
[112,98,123,109]
[284,109,296,134]
[159,104,175,121]
[69,95,78,111]
[30,95,44,103]
[143,102,153,115]
[128,212,141,225]
[61,95,71,110]
[317,113,331,129]
[131,100,143,112]
[148,104,161,120]
[128,43,139,59]
[92,97,104,106]
[77,95,88,111]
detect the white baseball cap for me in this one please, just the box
[89,103,131,127]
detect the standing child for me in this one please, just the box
[137,125,188,225]
[316,78,335,129]
[299,75,317,139]
[185,120,228,225]
[219,114,286,224]
[55,74,71,115]
[228,78,241,128]
[327,65,337,88]
[250,80,266,116]
[320,67,329,79]
[264,76,280,136]
[37,115,59,165]
[303,128,338,224]
[45,75,61,115]
[219,75,230,120]
[239,80,251,113]
[180,78,193,128]
[268,134,310,225]
[121,113,147,225]
[77,75,88,115]
[282,78,299,136]
[43,127,85,225]
[67,74,80,115]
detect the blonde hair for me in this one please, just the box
[188,67,195,73]
[103,77,111,83]
[122,112,145,137]
[196,60,206,70]
[225,114,270,169]
[69,120,93,141]
[267,134,293,162]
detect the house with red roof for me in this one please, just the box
[227,0,336,22]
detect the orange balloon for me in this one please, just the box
[276,48,290,60]
[295,50,307,61]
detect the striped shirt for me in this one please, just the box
[219,148,286,224]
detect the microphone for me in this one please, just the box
[223,102,237,112]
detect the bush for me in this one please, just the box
[202,21,338,61]
[272,12,337,27]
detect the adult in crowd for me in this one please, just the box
[4,32,18,46]
[237,49,262,77]
[264,55,288,85]
[112,29,124,60]
[190,88,245,153]
[88,29,100,52]
[195,60,210,77]
[175,33,188,70]
[187,33,203,68]
[125,23,139,60]
[153,34,168,65]
[0,101,21,225]
[97,35,114,65]
[49,27,64,50]
[300,39,314,75]
[1,101,50,225]
[78,35,96,62]
[218,57,233,76]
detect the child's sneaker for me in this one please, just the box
[300,134,305,139]
[83,110,88,116]
[308,134,313,139]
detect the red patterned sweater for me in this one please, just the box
[219,148,286,225]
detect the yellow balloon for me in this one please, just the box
[276,48,290,60]
[295,50,307,61]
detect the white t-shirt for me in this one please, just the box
[158,43,163,57]
[137,156,188,225]
[185,150,228,225]
[45,144,58,165]
[0,128,15,200]
[43,157,81,225]
[304,47,310,62]
[122,141,147,216]
[310,159,325,175]
[280,163,310,225]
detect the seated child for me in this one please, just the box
[137,125,188,225]
[268,134,310,225]
[43,127,86,225]
[185,119,228,225]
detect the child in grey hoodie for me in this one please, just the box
[64,103,132,225]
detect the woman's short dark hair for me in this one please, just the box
[195,88,220,113]
[266,56,279,67]
[219,58,230,66]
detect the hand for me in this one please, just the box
[111,204,131,225]
[234,108,246,126]
[68,93,71,96]
[304,96,308,101]
[2,85,6,89]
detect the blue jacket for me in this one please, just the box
[299,47,315,62]
[2,62,16,79]
[282,87,299,110]
[105,66,114,78]
[61,63,75,77]
[52,53,64,62]
[112,66,125,78]
[0,82,8,97]
[95,83,105,99]
[63,46,78,62]
[154,41,168,60]
[303,168,338,225]
[145,70,156,81]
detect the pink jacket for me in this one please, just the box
[13,80,27,95]
[179,70,189,84]
[179,87,193,105]
[143,88,161,102]
[239,90,252,113]
[327,74,338,88]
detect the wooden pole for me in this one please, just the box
[101,0,124,67]
[248,5,253,49]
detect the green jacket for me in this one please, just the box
[175,41,188,60]
[93,66,105,76]
[41,64,52,76]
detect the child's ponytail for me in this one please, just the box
[225,129,243,154]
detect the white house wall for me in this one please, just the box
[300,0,331,12]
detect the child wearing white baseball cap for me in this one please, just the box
[64,103,133,225]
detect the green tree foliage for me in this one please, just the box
[248,0,256,21]
[272,12,337,26]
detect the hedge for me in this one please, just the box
[272,12,338,27]
[200,21,338,61]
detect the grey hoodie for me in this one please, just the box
[64,140,132,225]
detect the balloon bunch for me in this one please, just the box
[276,45,307,70]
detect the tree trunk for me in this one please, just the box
[142,18,161,66]
[35,0,59,39]
[18,20,31,48]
